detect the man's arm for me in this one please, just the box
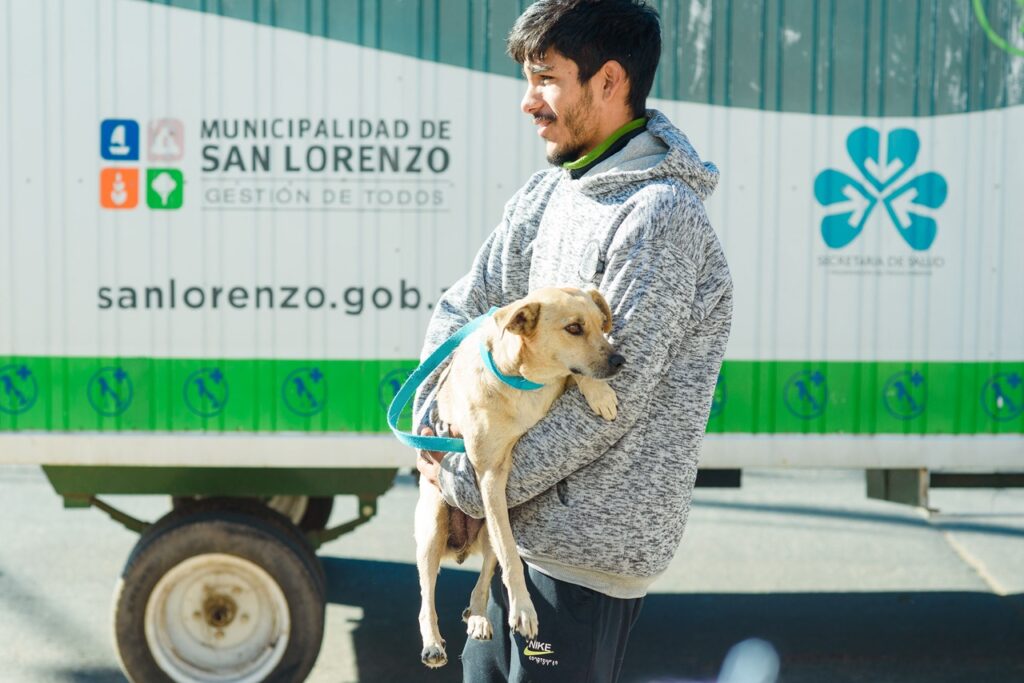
[412,188,531,428]
[439,197,707,517]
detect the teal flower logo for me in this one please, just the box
[815,127,947,251]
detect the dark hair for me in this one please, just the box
[507,0,661,118]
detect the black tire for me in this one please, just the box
[293,496,333,532]
[164,497,326,596]
[114,506,326,683]
[171,495,335,532]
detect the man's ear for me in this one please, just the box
[588,289,613,333]
[494,301,541,337]
[599,60,627,101]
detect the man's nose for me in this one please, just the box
[521,84,542,115]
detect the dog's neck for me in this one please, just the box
[484,327,570,387]
[485,328,527,380]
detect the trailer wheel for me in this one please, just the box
[266,496,334,532]
[162,498,326,595]
[171,495,335,531]
[114,507,325,683]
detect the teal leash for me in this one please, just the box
[388,306,545,453]
[388,308,495,453]
[479,340,544,391]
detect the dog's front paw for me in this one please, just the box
[421,641,448,668]
[508,599,539,638]
[466,615,493,640]
[584,383,618,421]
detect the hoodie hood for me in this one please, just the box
[575,109,720,201]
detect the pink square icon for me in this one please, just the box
[148,119,184,161]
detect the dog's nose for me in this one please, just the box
[608,353,626,369]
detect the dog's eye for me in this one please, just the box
[565,323,583,336]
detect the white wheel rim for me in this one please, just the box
[145,553,291,683]
[266,496,309,525]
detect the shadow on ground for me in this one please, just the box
[321,556,1024,683]
[695,499,1024,539]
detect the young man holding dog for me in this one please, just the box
[414,1,732,680]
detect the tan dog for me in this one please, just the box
[415,287,625,668]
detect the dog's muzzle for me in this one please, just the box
[606,353,626,376]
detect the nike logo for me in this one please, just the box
[523,647,554,657]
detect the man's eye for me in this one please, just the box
[565,323,583,336]
[540,76,552,84]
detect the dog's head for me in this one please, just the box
[492,287,625,381]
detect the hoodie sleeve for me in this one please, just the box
[438,189,707,517]
[412,188,531,429]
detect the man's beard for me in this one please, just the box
[545,85,595,166]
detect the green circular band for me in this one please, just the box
[973,0,1024,58]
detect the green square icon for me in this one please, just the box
[146,168,184,209]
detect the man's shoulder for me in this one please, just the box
[503,167,563,220]
[597,178,713,259]
[623,178,709,229]
[519,167,563,197]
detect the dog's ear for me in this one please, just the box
[588,289,613,333]
[495,301,541,337]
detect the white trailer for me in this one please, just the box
[2,1,1021,680]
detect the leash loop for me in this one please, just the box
[387,308,497,453]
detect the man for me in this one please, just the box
[414,1,733,680]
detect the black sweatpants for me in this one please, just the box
[461,562,644,683]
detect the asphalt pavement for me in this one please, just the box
[1,465,1022,682]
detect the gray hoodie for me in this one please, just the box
[414,110,733,598]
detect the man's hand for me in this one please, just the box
[416,426,445,489]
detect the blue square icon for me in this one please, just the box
[100,119,139,161]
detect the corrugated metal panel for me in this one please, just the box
[150,0,1024,115]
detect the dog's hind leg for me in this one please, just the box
[415,482,449,668]
[463,527,496,640]
[478,461,539,639]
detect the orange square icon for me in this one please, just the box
[100,168,139,209]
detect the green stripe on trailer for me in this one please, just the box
[0,357,418,433]
[2,357,1021,435]
[710,360,1024,435]
[138,0,1024,116]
